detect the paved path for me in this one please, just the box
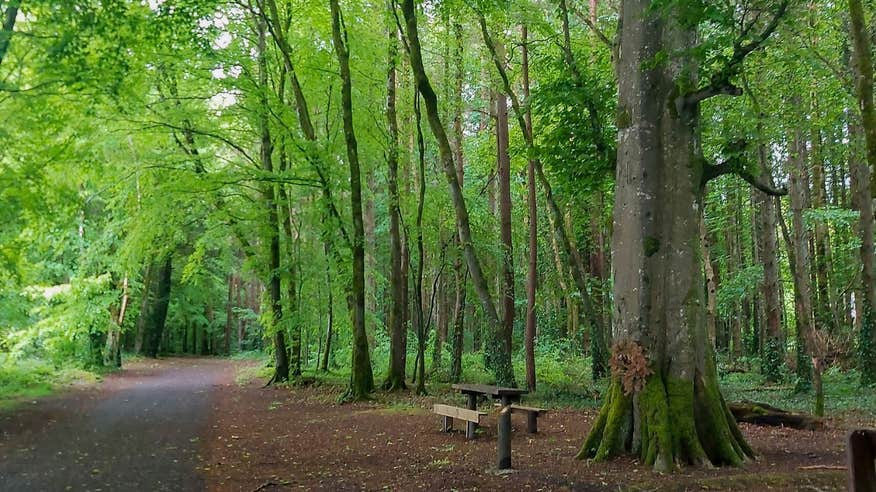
[0,358,232,492]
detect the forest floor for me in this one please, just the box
[0,357,235,491]
[0,358,866,491]
[202,362,865,491]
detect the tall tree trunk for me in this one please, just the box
[755,135,785,381]
[134,263,154,355]
[257,17,289,384]
[810,126,835,334]
[330,0,374,399]
[522,24,538,392]
[448,21,467,385]
[321,240,335,372]
[851,119,876,383]
[412,90,428,395]
[224,275,234,355]
[145,256,173,359]
[400,0,514,386]
[384,20,407,391]
[578,0,755,470]
[789,128,814,391]
[702,218,718,347]
[480,8,607,379]
[496,71,515,380]
[848,0,876,383]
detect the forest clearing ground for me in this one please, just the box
[0,357,236,491]
[204,364,859,491]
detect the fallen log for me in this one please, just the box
[728,400,824,430]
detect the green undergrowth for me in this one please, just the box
[719,364,876,417]
[0,355,101,410]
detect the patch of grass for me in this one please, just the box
[230,350,267,361]
[719,365,876,417]
[234,364,273,386]
[0,356,99,410]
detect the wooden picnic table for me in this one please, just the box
[448,384,531,439]
[451,383,528,407]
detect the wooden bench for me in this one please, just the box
[433,404,487,439]
[509,404,547,434]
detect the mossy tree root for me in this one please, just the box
[577,373,753,472]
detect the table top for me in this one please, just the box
[451,383,528,397]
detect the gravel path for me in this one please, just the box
[0,358,234,492]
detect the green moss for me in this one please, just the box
[644,236,661,257]
[578,378,632,460]
[637,375,672,471]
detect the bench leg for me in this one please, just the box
[466,393,478,439]
[526,412,538,434]
[497,406,512,469]
[443,416,453,433]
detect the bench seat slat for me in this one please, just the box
[433,404,486,423]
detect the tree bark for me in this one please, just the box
[851,119,876,383]
[383,19,407,391]
[448,21,467,385]
[755,133,784,381]
[257,17,289,384]
[810,126,835,334]
[399,0,514,386]
[788,128,814,391]
[522,24,537,392]
[144,256,172,359]
[848,0,876,383]
[578,0,753,470]
[330,0,374,399]
[496,62,515,381]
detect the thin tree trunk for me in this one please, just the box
[522,24,537,392]
[479,9,607,379]
[496,62,515,380]
[789,128,814,391]
[810,126,835,334]
[330,0,374,399]
[257,17,289,384]
[384,18,406,391]
[400,0,514,386]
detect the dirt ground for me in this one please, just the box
[202,368,859,491]
[0,358,862,491]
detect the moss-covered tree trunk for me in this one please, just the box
[578,0,753,471]
[256,16,289,384]
[331,0,374,399]
[383,17,407,391]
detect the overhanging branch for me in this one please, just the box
[683,0,790,108]
[702,157,787,196]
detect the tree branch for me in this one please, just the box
[702,156,788,196]
[684,0,790,107]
